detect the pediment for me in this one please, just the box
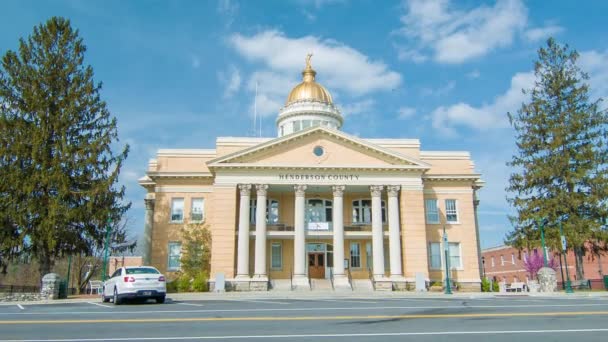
[207,127,430,170]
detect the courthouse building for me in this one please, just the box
[138,57,484,291]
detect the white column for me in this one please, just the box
[387,185,403,278]
[332,185,345,277]
[236,184,251,279]
[293,185,307,284]
[142,197,155,266]
[370,185,385,279]
[254,184,268,278]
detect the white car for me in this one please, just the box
[102,266,166,304]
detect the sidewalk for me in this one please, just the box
[2,289,607,306]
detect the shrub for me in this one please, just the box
[492,279,500,292]
[191,271,209,292]
[177,275,191,292]
[481,278,491,292]
[166,280,178,293]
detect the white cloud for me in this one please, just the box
[431,71,534,132]
[229,30,402,116]
[339,99,375,117]
[397,0,528,64]
[579,49,608,104]
[524,24,564,42]
[398,106,416,119]
[218,65,242,99]
[420,80,455,97]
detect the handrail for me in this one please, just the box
[329,267,334,291]
[367,267,376,291]
[307,269,312,290]
[346,268,353,291]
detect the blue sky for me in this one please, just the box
[2,0,607,249]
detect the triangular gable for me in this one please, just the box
[207,126,430,170]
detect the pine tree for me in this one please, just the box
[0,17,130,280]
[506,38,608,279]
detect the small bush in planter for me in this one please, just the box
[481,278,491,292]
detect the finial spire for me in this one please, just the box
[305,53,313,69]
[302,53,316,82]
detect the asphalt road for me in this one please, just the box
[1,295,608,341]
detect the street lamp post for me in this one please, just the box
[559,222,573,293]
[481,256,486,279]
[443,224,452,295]
[538,218,548,267]
[101,218,112,281]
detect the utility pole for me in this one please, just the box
[443,224,452,295]
[538,218,548,267]
[560,222,573,293]
[101,218,112,281]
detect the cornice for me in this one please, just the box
[146,172,214,179]
[208,163,429,172]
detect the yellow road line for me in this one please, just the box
[2,311,608,324]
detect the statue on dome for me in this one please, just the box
[305,53,313,69]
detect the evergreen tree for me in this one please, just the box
[0,17,130,280]
[506,38,608,279]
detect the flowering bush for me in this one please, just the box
[523,250,558,279]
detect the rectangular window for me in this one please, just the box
[500,255,505,266]
[302,120,311,129]
[191,198,204,222]
[511,253,515,265]
[445,199,458,223]
[271,243,282,269]
[523,252,528,262]
[168,242,181,271]
[350,243,361,268]
[491,256,495,267]
[425,199,439,224]
[293,121,301,132]
[170,198,184,222]
[429,242,442,269]
[449,242,461,269]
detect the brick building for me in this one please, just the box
[482,245,607,290]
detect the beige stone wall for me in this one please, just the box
[156,156,215,173]
[421,159,475,175]
[400,189,430,279]
[209,185,238,278]
[151,191,213,275]
[423,184,481,283]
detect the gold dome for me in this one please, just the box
[285,54,333,105]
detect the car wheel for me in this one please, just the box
[113,288,121,305]
[156,296,165,304]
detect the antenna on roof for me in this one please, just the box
[256,80,261,137]
[253,80,258,137]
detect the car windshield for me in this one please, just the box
[125,268,159,275]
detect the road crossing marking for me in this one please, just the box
[86,302,113,309]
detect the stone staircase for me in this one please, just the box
[311,278,333,291]
[351,279,374,291]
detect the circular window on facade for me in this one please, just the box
[313,146,324,157]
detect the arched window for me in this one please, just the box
[352,199,386,224]
[250,199,279,224]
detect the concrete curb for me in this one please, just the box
[2,290,606,306]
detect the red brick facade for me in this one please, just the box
[482,245,608,290]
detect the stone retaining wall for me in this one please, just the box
[0,292,47,302]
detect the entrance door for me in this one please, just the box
[308,252,325,279]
